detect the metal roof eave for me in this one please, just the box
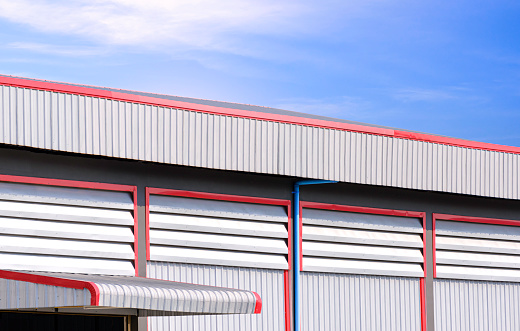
[0,270,262,316]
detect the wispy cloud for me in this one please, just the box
[0,0,311,54]
[7,42,110,57]
[392,88,458,102]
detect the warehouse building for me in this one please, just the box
[0,74,519,331]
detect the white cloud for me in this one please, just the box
[0,0,310,53]
[8,42,110,57]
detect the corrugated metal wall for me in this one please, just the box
[0,278,91,309]
[1,85,519,200]
[147,262,285,331]
[301,272,421,331]
[434,279,520,331]
[0,181,135,275]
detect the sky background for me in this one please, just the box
[0,0,519,146]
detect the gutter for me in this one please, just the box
[293,180,337,331]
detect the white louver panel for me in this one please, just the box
[149,195,289,270]
[302,208,424,277]
[436,219,520,281]
[0,181,135,275]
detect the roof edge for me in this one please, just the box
[1,75,519,155]
[0,269,99,305]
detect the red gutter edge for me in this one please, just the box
[0,269,100,306]
[2,75,519,155]
[253,291,262,314]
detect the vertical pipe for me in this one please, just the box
[293,180,336,331]
[293,184,301,331]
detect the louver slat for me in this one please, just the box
[148,193,289,270]
[0,180,135,276]
[302,206,424,277]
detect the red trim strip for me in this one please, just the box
[0,269,100,306]
[283,270,291,331]
[0,174,135,192]
[133,188,139,277]
[433,213,520,226]
[2,75,519,155]
[287,203,293,273]
[253,291,263,314]
[285,200,292,331]
[422,214,427,278]
[420,278,427,331]
[145,187,151,261]
[432,215,437,279]
[299,203,303,271]
[147,188,291,206]
[300,201,426,219]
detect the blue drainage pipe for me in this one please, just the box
[293,180,337,331]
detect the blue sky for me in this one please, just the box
[0,0,519,146]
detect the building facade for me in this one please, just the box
[0,74,519,330]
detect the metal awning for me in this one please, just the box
[0,270,261,316]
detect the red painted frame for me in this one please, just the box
[146,188,292,330]
[300,201,428,331]
[0,174,140,277]
[2,75,520,155]
[432,213,520,279]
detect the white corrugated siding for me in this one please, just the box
[0,278,91,309]
[149,194,289,270]
[0,181,135,275]
[0,85,519,200]
[147,262,285,330]
[301,272,421,331]
[434,279,520,331]
[436,219,520,281]
[302,208,424,277]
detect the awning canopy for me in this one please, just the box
[0,270,261,316]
